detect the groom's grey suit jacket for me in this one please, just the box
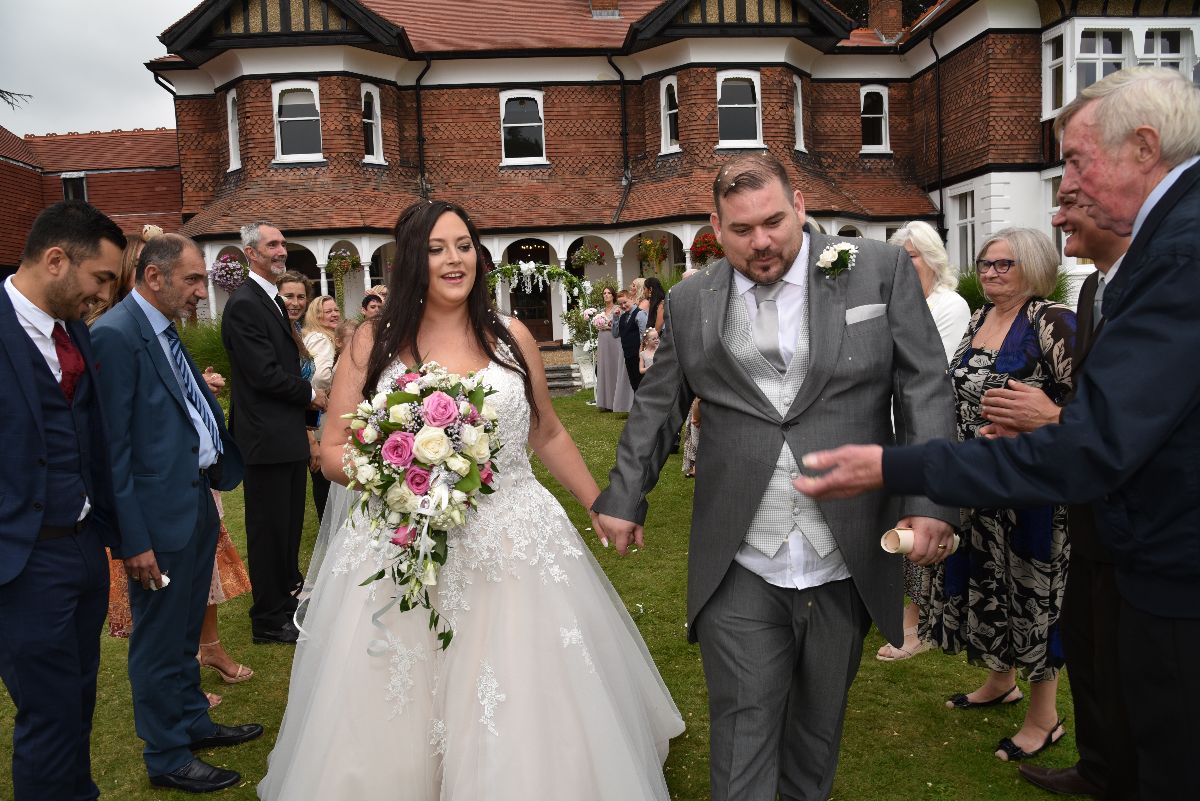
[594,233,957,645]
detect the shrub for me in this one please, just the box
[179,318,230,392]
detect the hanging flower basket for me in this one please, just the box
[326,248,363,313]
[689,232,724,266]
[210,254,248,294]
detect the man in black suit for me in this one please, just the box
[977,192,1134,799]
[612,289,645,391]
[0,201,123,801]
[222,222,326,644]
[797,67,1200,801]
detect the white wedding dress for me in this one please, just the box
[258,343,684,800]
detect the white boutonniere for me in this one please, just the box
[817,242,857,279]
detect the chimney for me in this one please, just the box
[868,0,903,39]
[591,0,620,18]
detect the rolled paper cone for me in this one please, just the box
[880,528,960,555]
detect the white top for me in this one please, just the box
[926,285,971,365]
[248,269,284,313]
[131,289,218,469]
[4,276,91,521]
[732,233,811,368]
[303,330,336,392]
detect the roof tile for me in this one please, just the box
[0,125,40,168]
[24,129,179,173]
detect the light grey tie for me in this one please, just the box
[1093,275,1105,331]
[753,282,786,373]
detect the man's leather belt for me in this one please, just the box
[37,518,88,541]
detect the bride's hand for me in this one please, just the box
[588,510,610,548]
[596,513,644,556]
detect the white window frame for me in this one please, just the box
[715,69,763,149]
[272,79,324,164]
[659,75,681,155]
[61,172,87,202]
[1044,32,1066,116]
[859,84,891,154]
[792,75,806,152]
[950,189,977,272]
[361,83,386,165]
[1141,30,1186,70]
[1076,29,1128,96]
[226,89,241,171]
[1041,20,1200,120]
[498,89,548,166]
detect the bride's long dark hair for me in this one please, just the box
[362,200,538,419]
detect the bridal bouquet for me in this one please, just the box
[342,362,501,649]
[591,310,612,332]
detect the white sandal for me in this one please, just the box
[876,626,933,662]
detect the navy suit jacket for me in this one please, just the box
[0,287,119,586]
[90,293,243,558]
[885,161,1200,619]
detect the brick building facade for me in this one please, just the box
[143,0,1198,335]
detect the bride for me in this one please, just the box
[258,200,684,800]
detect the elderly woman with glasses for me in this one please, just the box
[923,227,1077,762]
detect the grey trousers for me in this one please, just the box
[694,564,868,801]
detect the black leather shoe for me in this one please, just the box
[252,621,298,644]
[190,722,264,751]
[149,757,240,793]
[1018,764,1104,796]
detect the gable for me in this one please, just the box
[633,0,854,51]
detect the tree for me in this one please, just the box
[1,89,32,110]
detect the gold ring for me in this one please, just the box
[937,544,947,550]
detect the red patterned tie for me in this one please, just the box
[52,323,85,404]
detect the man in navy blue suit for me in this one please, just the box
[0,201,123,801]
[91,233,261,793]
[797,67,1200,801]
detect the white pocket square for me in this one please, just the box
[845,304,886,325]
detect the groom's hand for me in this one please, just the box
[897,515,955,566]
[597,514,644,556]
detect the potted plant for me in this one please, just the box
[326,248,362,313]
[561,304,598,389]
[210,253,248,294]
[689,232,724,267]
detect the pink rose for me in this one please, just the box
[421,391,459,428]
[466,404,481,425]
[381,431,415,468]
[397,371,421,388]
[390,525,415,547]
[405,465,431,495]
[479,461,495,486]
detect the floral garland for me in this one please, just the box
[210,254,248,294]
[326,248,363,312]
[487,261,591,301]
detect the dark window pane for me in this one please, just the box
[1144,32,1154,51]
[1160,60,1181,71]
[1052,65,1063,108]
[62,177,86,200]
[280,119,322,155]
[1078,62,1097,91]
[718,106,757,141]
[362,93,375,119]
[503,97,541,125]
[1102,61,1121,78]
[666,84,678,112]
[1080,31,1096,54]
[862,117,883,147]
[667,112,679,145]
[862,91,883,115]
[719,78,755,105]
[278,90,318,119]
[1161,31,1181,53]
[503,124,543,159]
[1101,32,1122,54]
[363,120,375,156]
[1050,35,1063,60]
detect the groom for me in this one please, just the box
[595,153,957,801]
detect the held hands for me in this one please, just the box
[124,549,165,590]
[896,515,956,566]
[596,513,645,556]
[979,380,1059,437]
[311,388,329,411]
[792,445,884,500]
[202,366,226,393]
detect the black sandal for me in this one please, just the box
[995,719,1066,761]
[945,684,1022,709]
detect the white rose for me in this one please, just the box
[458,400,472,417]
[421,560,439,586]
[459,423,478,447]
[356,401,373,416]
[360,426,379,444]
[444,453,471,476]
[386,481,420,513]
[403,381,421,394]
[349,418,366,431]
[466,430,491,463]
[412,425,453,464]
[356,464,378,484]
[372,392,388,410]
[389,403,413,425]
[480,403,498,422]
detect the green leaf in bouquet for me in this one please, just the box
[468,385,487,411]
[388,390,420,405]
[438,630,454,650]
[359,569,385,587]
[455,463,482,494]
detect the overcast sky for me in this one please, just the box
[0,0,199,137]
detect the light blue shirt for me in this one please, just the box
[1132,155,1200,242]
[131,289,218,469]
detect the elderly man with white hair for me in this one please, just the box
[796,66,1200,801]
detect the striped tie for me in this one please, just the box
[163,323,224,456]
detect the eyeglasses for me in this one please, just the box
[975,258,1018,275]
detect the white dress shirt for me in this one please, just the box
[131,289,219,469]
[729,236,853,591]
[5,276,92,521]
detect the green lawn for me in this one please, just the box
[1,391,1075,799]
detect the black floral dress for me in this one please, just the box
[920,298,1076,680]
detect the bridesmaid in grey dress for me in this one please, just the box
[593,287,631,412]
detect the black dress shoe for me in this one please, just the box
[252,621,298,644]
[149,757,240,793]
[1018,764,1104,796]
[190,722,264,751]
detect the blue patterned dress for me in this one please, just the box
[921,298,1076,680]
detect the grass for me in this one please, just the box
[1,391,1076,799]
